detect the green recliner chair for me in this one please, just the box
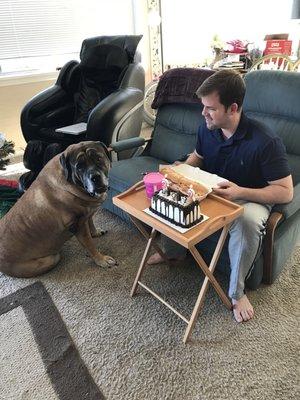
[242,70,300,286]
[103,68,300,289]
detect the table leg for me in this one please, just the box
[131,217,172,266]
[130,227,157,297]
[183,226,231,343]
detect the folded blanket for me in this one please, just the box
[151,68,215,109]
[0,181,21,218]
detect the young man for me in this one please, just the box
[147,70,293,323]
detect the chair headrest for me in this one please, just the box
[80,44,129,72]
[80,35,142,63]
[244,70,300,120]
[151,68,215,109]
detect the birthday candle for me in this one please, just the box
[187,185,195,201]
[162,175,169,193]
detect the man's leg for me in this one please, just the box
[228,201,272,323]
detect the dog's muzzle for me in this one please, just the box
[85,172,108,197]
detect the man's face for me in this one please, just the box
[201,91,231,130]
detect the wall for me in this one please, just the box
[0,74,57,152]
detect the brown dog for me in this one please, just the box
[0,141,117,278]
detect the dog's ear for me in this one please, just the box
[98,141,111,162]
[59,153,72,181]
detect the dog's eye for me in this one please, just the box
[76,161,85,170]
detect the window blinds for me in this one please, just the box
[0,0,134,61]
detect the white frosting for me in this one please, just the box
[174,208,180,223]
[169,205,173,219]
[161,201,165,214]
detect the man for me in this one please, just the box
[147,70,293,323]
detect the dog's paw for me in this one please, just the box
[94,254,118,268]
[91,229,108,238]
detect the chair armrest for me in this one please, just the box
[272,182,300,220]
[263,182,300,284]
[21,60,79,121]
[23,85,70,115]
[86,87,144,144]
[20,85,74,142]
[109,137,148,153]
[263,211,284,284]
[56,60,80,94]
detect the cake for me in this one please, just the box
[149,167,209,228]
[150,187,203,228]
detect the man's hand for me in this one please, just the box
[173,160,183,166]
[213,180,242,201]
[213,175,293,204]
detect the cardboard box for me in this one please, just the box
[264,40,292,56]
[264,34,289,40]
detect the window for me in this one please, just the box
[160,0,294,66]
[0,0,134,75]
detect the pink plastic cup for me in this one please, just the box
[143,172,164,199]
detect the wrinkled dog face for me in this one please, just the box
[60,142,110,199]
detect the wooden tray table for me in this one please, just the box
[113,181,243,343]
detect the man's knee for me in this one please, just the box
[231,202,270,233]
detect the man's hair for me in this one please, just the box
[196,70,246,110]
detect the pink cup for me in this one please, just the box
[143,172,164,199]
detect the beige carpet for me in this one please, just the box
[0,306,58,400]
[0,207,299,400]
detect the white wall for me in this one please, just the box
[0,75,57,151]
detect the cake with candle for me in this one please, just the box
[149,167,209,228]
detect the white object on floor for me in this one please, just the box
[0,162,28,177]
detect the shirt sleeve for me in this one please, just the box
[260,137,291,182]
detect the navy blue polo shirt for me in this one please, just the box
[195,113,290,188]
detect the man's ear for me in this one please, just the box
[59,153,72,181]
[230,103,239,113]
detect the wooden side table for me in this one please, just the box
[113,181,244,343]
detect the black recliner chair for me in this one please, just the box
[20,35,145,189]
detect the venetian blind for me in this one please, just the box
[0,0,134,61]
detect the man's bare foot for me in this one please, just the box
[232,294,254,323]
[147,252,164,265]
[146,252,186,265]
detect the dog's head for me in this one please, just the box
[59,141,110,199]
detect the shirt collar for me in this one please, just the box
[232,112,248,141]
[211,112,249,143]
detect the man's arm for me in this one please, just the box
[213,175,294,204]
[184,150,204,168]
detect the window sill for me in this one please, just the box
[0,70,59,87]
